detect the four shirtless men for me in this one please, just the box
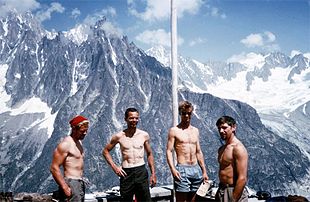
[50,101,248,202]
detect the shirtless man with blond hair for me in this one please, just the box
[215,116,248,202]
[166,101,208,202]
[50,115,89,202]
[103,107,156,202]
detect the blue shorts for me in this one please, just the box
[174,164,203,193]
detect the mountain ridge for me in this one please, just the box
[0,12,309,197]
[146,45,310,160]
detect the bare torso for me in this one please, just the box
[117,129,148,168]
[218,138,245,185]
[173,126,199,165]
[63,136,84,179]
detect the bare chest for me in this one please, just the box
[68,142,84,159]
[175,130,197,145]
[119,135,145,151]
[218,146,234,166]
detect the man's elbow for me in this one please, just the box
[196,150,203,157]
[166,149,172,157]
[102,148,110,159]
[50,165,57,176]
[238,176,247,186]
[102,148,107,155]
[146,150,153,157]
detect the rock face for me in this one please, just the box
[13,193,53,202]
[0,12,309,197]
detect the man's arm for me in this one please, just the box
[232,144,248,201]
[166,128,180,180]
[50,141,72,197]
[102,135,127,177]
[195,131,209,182]
[144,134,157,187]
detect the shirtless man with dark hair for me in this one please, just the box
[50,115,89,202]
[215,116,249,202]
[103,108,156,202]
[166,101,208,202]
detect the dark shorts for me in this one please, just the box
[120,164,151,202]
[215,184,248,202]
[58,178,85,202]
[174,164,203,193]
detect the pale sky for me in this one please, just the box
[0,0,309,62]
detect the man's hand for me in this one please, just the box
[62,184,72,198]
[172,169,181,181]
[150,173,157,188]
[113,166,127,177]
[203,173,209,182]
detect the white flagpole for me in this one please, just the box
[171,0,178,126]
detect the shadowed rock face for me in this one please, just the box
[1,192,52,201]
[0,12,309,197]
[147,46,310,160]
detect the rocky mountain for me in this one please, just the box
[0,12,309,197]
[146,46,310,160]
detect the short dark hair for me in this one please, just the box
[125,108,139,119]
[216,116,236,127]
[178,101,193,114]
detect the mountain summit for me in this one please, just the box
[0,13,309,197]
[147,46,310,160]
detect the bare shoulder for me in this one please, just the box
[218,145,225,153]
[114,131,125,139]
[56,136,72,152]
[135,129,149,139]
[191,125,199,131]
[233,141,248,157]
[169,126,178,132]
[191,126,199,135]
[168,126,178,137]
[137,129,148,135]
[109,131,124,144]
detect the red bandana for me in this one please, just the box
[69,115,89,127]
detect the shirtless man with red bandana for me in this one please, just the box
[50,115,89,202]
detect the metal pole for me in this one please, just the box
[171,0,178,126]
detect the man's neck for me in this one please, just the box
[70,134,79,142]
[178,122,191,130]
[225,135,236,145]
[124,128,137,137]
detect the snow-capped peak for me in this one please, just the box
[148,46,310,115]
[146,45,171,67]
[64,24,90,46]
[227,52,266,71]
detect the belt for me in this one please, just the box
[219,183,235,188]
[65,177,88,185]
[122,164,145,171]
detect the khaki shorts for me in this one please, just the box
[215,186,248,202]
[58,178,85,202]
